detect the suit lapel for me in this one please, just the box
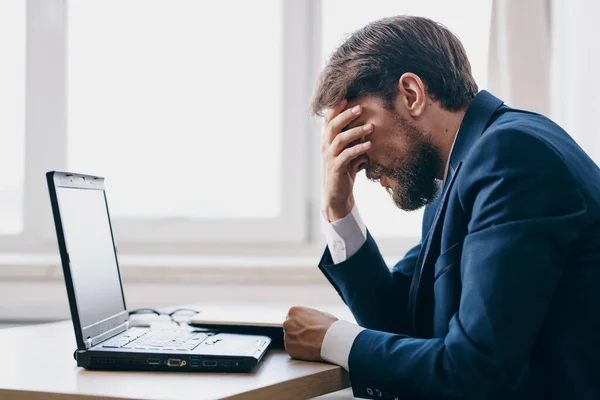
[407,91,505,338]
[408,163,461,337]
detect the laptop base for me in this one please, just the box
[76,349,263,372]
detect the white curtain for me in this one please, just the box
[550,0,600,161]
[487,0,552,115]
[488,0,600,162]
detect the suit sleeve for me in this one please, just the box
[346,130,587,399]
[319,234,421,334]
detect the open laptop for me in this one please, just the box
[46,171,271,372]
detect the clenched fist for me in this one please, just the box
[283,306,339,362]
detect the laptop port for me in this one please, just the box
[189,361,201,367]
[167,358,186,367]
[202,360,218,367]
[147,358,161,365]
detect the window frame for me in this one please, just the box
[3,0,323,255]
[1,0,422,258]
[0,0,68,254]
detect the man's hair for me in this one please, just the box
[311,16,478,116]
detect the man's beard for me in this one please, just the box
[365,116,442,211]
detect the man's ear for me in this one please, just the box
[396,73,426,117]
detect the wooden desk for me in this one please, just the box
[0,321,350,400]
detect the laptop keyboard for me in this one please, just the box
[101,329,210,351]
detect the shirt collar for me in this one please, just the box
[442,130,459,186]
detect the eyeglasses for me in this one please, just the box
[128,308,200,326]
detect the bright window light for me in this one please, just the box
[0,0,25,234]
[68,0,283,219]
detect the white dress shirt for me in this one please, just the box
[320,133,458,371]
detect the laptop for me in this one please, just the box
[46,171,271,372]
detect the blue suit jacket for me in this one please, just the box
[319,91,600,399]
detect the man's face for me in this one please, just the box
[344,96,442,211]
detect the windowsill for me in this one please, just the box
[0,253,321,284]
[0,253,360,322]
[0,252,403,284]
[0,251,405,322]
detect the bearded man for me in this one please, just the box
[282,15,600,400]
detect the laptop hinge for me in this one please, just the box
[86,321,129,349]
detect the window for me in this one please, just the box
[0,0,26,235]
[65,0,309,245]
[321,0,493,239]
[3,0,492,256]
[68,0,283,220]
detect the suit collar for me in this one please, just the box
[444,90,504,191]
[409,91,505,337]
[421,90,504,236]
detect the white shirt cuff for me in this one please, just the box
[321,204,368,264]
[320,320,365,371]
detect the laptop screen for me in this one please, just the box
[56,185,126,328]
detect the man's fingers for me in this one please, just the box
[334,141,372,170]
[331,123,373,156]
[287,305,305,317]
[324,105,362,145]
[349,154,369,175]
[324,99,348,125]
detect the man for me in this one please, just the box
[282,16,600,400]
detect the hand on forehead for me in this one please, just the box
[343,100,365,130]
